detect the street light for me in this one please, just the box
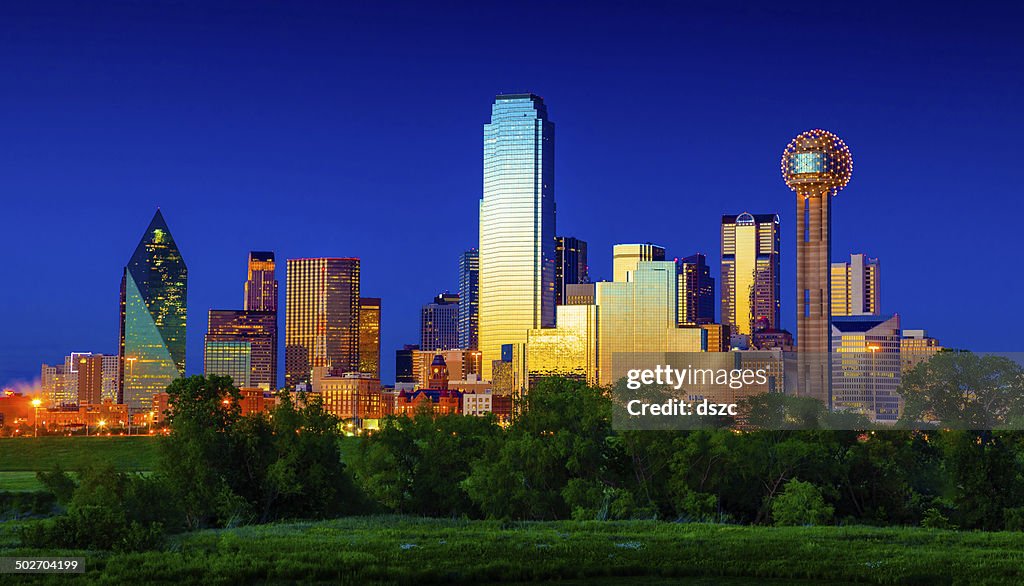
[31,398,41,437]
[97,419,107,436]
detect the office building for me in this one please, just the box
[243,251,279,384]
[285,258,361,387]
[721,213,780,336]
[555,236,589,305]
[901,329,943,373]
[77,354,119,405]
[612,243,665,283]
[458,248,479,350]
[359,297,381,378]
[395,344,418,385]
[204,340,252,387]
[206,310,277,390]
[479,93,556,379]
[564,283,595,305]
[119,209,188,411]
[832,314,901,423]
[421,293,460,351]
[526,304,599,387]
[244,251,278,312]
[595,260,705,387]
[677,253,715,326]
[782,130,853,403]
[831,253,880,316]
[313,372,383,426]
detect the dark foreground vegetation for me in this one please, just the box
[4,515,1024,584]
[3,352,1024,583]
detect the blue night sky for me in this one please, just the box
[1,1,1021,388]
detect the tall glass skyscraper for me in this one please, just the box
[285,258,360,387]
[479,94,556,379]
[119,209,188,411]
[720,213,780,336]
[457,248,479,350]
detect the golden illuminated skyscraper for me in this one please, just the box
[285,258,360,387]
[831,253,879,316]
[782,129,853,404]
[359,297,381,378]
[526,304,599,388]
[595,260,705,386]
[612,243,665,283]
[721,213,780,336]
[479,94,556,379]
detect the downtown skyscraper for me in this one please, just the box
[204,252,279,389]
[555,236,588,306]
[284,258,360,387]
[119,209,187,411]
[676,253,715,326]
[479,94,556,379]
[421,293,460,352]
[457,248,479,350]
[831,253,880,317]
[720,213,780,336]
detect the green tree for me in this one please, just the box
[899,352,1024,429]
[463,378,618,520]
[771,478,833,526]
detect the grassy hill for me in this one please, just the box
[2,515,1024,584]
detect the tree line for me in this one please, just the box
[19,351,1024,551]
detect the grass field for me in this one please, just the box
[2,515,1024,584]
[0,435,360,492]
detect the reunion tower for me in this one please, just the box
[781,129,853,405]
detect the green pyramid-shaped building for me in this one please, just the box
[118,209,188,411]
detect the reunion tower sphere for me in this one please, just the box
[781,129,853,195]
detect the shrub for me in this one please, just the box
[771,479,833,526]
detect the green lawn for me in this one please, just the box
[0,435,360,492]
[0,436,161,473]
[3,515,1024,584]
[0,472,45,492]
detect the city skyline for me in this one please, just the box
[3,2,1022,387]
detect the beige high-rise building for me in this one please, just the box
[831,253,880,316]
[596,260,705,387]
[900,329,943,373]
[612,243,665,283]
[478,94,556,380]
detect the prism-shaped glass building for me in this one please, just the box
[119,209,188,411]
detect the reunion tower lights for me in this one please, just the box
[781,129,853,406]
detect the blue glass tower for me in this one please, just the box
[119,209,188,411]
[478,94,556,379]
